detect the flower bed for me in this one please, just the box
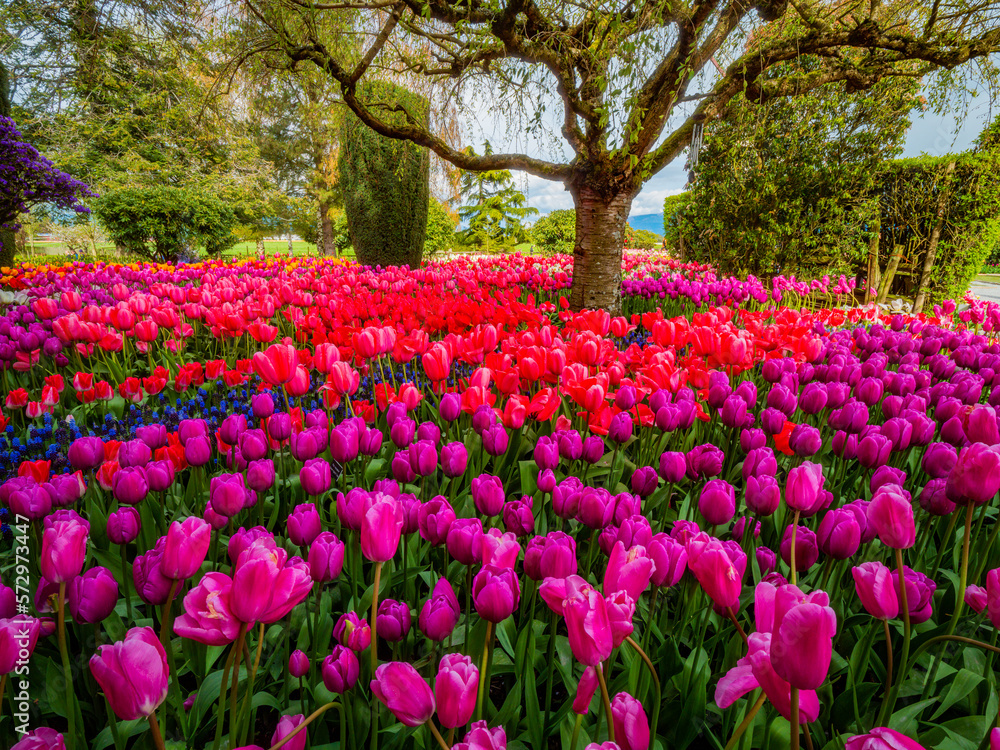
[0,252,999,750]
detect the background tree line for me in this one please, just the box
[663,66,1000,310]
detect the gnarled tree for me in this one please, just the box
[236,0,1000,311]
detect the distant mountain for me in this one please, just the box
[629,213,664,236]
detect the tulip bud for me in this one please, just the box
[107,507,141,545]
[370,662,435,727]
[322,646,360,693]
[611,692,650,750]
[868,484,916,549]
[67,567,119,624]
[699,480,736,526]
[852,562,898,620]
[434,653,479,728]
[89,626,169,720]
[288,650,310,678]
[473,564,520,623]
[376,599,412,642]
[471,474,505,517]
[162,517,211,580]
[419,578,461,641]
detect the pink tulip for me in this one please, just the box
[361,494,404,562]
[271,714,307,750]
[173,572,241,645]
[603,541,654,601]
[322,645,360,693]
[844,727,926,750]
[419,578,461,641]
[611,692,650,750]
[769,584,837,690]
[867,485,916,549]
[370,662,436,727]
[434,653,479,728]
[573,667,599,714]
[852,562,898,620]
[162,516,211,580]
[685,532,745,610]
[472,565,520,623]
[89,626,169,720]
[40,517,88,583]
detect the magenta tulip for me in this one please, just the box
[90,626,169,720]
[162,516,211,580]
[852,562,898,620]
[370,662,436,727]
[173,572,241,645]
[472,565,520,623]
[322,645,360,693]
[361,494,404,562]
[435,653,479,728]
[611,691,650,750]
[419,578,461,641]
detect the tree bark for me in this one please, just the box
[256,237,265,257]
[319,200,336,256]
[912,160,957,314]
[568,186,633,312]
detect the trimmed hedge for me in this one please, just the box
[339,82,429,268]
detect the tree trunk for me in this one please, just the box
[569,186,633,312]
[256,237,265,257]
[876,245,905,305]
[319,200,336,256]
[0,228,15,269]
[912,160,957,315]
[865,219,880,304]
[287,231,294,255]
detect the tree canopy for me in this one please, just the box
[230,0,1000,310]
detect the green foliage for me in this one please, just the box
[627,227,662,250]
[339,81,430,268]
[674,60,917,278]
[458,147,538,253]
[425,197,458,255]
[531,209,576,255]
[93,185,237,261]
[877,143,1000,305]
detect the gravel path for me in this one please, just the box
[969,276,1000,304]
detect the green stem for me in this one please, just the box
[543,609,558,733]
[371,560,383,750]
[789,510,800,585]
[790,688,800,750]
[239,622,266,744]
[147,713,166,750]
[425,719,452,750]
[212,639,240,750]
[476,621,494,722]
[570,713,583,750]
[882,619,893,717]
[625,636,661,742]
[882,548,911,724]
[724,691,767,750]
[597,662,616,743]
[57,582,76,750]
[120,544,134,623]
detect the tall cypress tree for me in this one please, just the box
[339,81,429,268]
[0,60,16,268]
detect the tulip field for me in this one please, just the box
[2,251,1000,750]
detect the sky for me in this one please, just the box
[504,87,996,221]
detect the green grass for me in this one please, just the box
[15,237,355,264]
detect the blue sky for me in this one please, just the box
[515,89,995,219]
